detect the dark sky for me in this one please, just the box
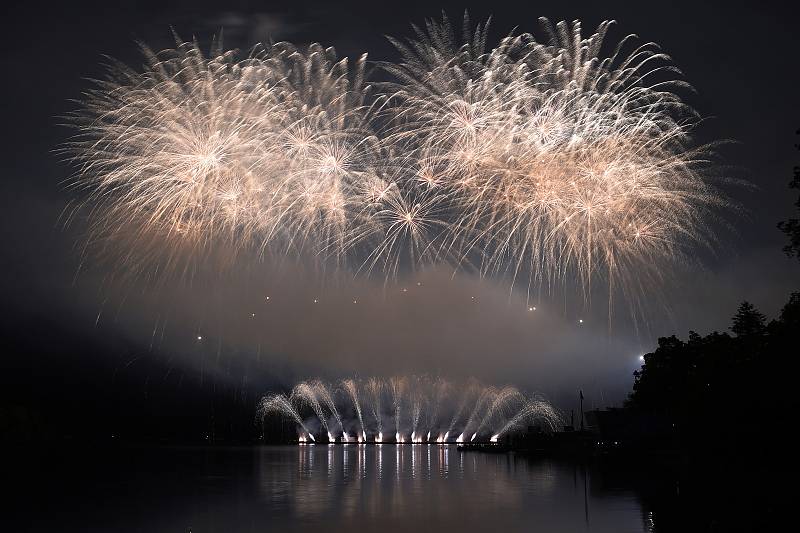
[1,0,799,430]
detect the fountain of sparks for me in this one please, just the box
[258,376,561,444]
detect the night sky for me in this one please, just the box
[2,0,798,439]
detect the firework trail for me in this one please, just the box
[426,377,450,437]
[290,381,330,437]
[366,377,384,437]
[389,376,408,441]
[311,380,344,435]
[409,377,427,440]
[459,386,497,442]
[447,379,479,437]
[492,399,562,440]
[341,379,367,440]
[475,386,526,437]
[258,393,314,440]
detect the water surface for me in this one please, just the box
[13,445,655,532]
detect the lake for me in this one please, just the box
[11,445,666,532]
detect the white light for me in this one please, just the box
[579,319,584,324]
[639,355,645,362]
[197,335,202,340]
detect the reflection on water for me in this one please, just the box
[256,445,645,532]
[11,445,656,532]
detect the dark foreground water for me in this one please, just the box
[7,444,673,533]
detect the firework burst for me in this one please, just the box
[65,15,732,312]
[381,15,729,309]
[65,37,386,274]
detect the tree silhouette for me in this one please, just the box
[777,128,800,258]
[628,293,799,450]
[622,128,800,531]
[731,301,766,337]
[777,292,800,326]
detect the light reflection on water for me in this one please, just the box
[257,445,645,532]
[12,445,653,533]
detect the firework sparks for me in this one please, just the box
[258,376,561,442]
[65,16,731,313]
[381,15,729,310]
[66,38,385,273]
